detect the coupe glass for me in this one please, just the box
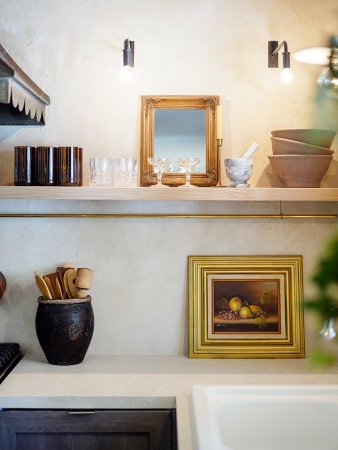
[147,157,171,187]
[176,158,200,187]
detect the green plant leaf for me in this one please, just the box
[309,348,336,368]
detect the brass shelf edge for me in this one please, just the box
[0,213,336,219]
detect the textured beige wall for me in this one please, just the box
[0,0,337,357]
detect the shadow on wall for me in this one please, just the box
[0,129,17,141]
[0,149,13,185]
[0,283,39,354]
[256,163,278,187]
[0,129,19,186]
[324,159,338,187]
[256,159,338,188]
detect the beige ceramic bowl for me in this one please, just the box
[271,129,336,148]
[268,154,333,188]
[271,137,334,156]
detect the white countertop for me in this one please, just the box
[1,355,338,450]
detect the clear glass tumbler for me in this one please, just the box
[114,158,138,187]
[89,158,114,186]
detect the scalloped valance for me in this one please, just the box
[0,44,50,125]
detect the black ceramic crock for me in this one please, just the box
[35,296,94,365]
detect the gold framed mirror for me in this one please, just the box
[140,95,220,186]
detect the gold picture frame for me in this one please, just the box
[140,95,219,186]
[188,255,304,358]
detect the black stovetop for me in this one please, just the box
[0,343,21,383]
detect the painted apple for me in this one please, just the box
[229,297,243,312]
[0,272,6,300]
[239,306,253,319]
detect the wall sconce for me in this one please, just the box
[119,39,134,82]
[268,40,294,84]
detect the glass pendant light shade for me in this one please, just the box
[316,37,338,100]
[317,47,338,89]
[314,36,338,130]
[320,318,336,340]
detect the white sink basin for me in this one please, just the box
[192,385,338,450]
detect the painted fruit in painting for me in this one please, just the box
[229,297,243,312]
[0,272,6,300]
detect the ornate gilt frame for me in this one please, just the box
[140,95,219,186]
[189,255,304,359]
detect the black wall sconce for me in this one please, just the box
[120,38,135,82]
[268,40,294,84]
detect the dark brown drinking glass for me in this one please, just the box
[14,146,36,186]
[57,147,82,186]
[78,147,83,187]
[36,147,57,186]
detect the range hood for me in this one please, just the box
[0,44,50,125]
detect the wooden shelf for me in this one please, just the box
[0,186,338,202]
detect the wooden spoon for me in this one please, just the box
[43,276,55,299]
[55,278,64,299]
[65,268,79,298]
[35,272,52,300]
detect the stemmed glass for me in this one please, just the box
[147,158,171,187]
[176,158,200,187]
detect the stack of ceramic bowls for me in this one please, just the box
[269,129,336,187]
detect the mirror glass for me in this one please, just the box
[154,109,206,172]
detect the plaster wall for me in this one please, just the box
[0,0,337,357]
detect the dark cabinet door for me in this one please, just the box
[0,409,176,450]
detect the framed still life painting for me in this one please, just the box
[188,255,304,358]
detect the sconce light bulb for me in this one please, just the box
[119,65,133,82]
[279,68,294,85]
